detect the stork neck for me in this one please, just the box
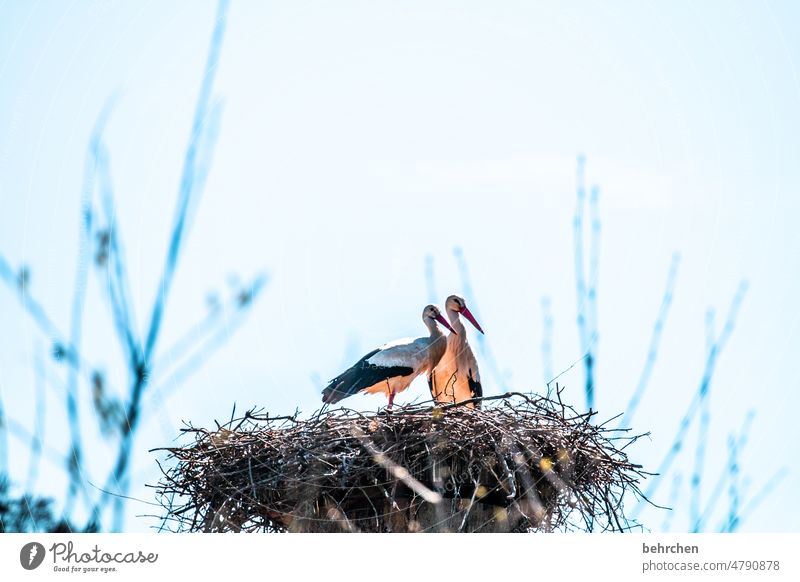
[425,317,444,338]
[446,308,467,336]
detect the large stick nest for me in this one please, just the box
[154,392,650,532]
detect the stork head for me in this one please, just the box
[423,304,457,335]
[445,294,484,334]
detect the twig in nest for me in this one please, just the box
[154,394,648,533]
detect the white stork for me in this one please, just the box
[322,304,456,409]
[429,294,484,408]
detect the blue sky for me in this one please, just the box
[0,0,799,532]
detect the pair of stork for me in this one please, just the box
[322,295,484,410]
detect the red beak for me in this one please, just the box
[460,306,484,334]
[435,313,457,335]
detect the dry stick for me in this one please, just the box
[495,445,517,499]
[632,281,748,522]
[89,0,231,532]
[423,430,450,533]
[605,484,623,532]
[620,253,680,429]
[511,449,546,523]
[455,450,486,531]
[154,395,646,532]
[457,478,481,532]
[546,355,590,397]
[439,391,542,412]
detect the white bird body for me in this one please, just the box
[322,305,454,408]
[430,295,484,408]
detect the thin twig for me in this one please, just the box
[153,394,647,532]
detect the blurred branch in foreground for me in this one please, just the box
[631,282,748,523]
[620,253,680,429]
[573,155,600,411]
[0,0,264,533]
[557,156,779,532]
[89,0,231,533]
[692,410,753,532]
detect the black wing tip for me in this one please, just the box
[321,388,345,404]
[468,369,483,408]
[320,348,383,405]
[321,378,349,404]
[322,364,415,405]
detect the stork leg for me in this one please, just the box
[383,378,396,411]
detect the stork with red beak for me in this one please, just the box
[429,294,484,408]
[322,304,457,409]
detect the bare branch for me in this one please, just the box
[721,433,740,532]
[689,308,714,530]
[146,274,268,406]
[24,343,48,495]
[660,473,682,532]
[89,0,231,531]
[692,409,754,532]
[621,253,680,428]
[632,280,749,522]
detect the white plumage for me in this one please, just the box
[322,304,456,408]
[429,294,484,408]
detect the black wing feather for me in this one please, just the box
[322,348,414,404]
[467,368,482,409]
